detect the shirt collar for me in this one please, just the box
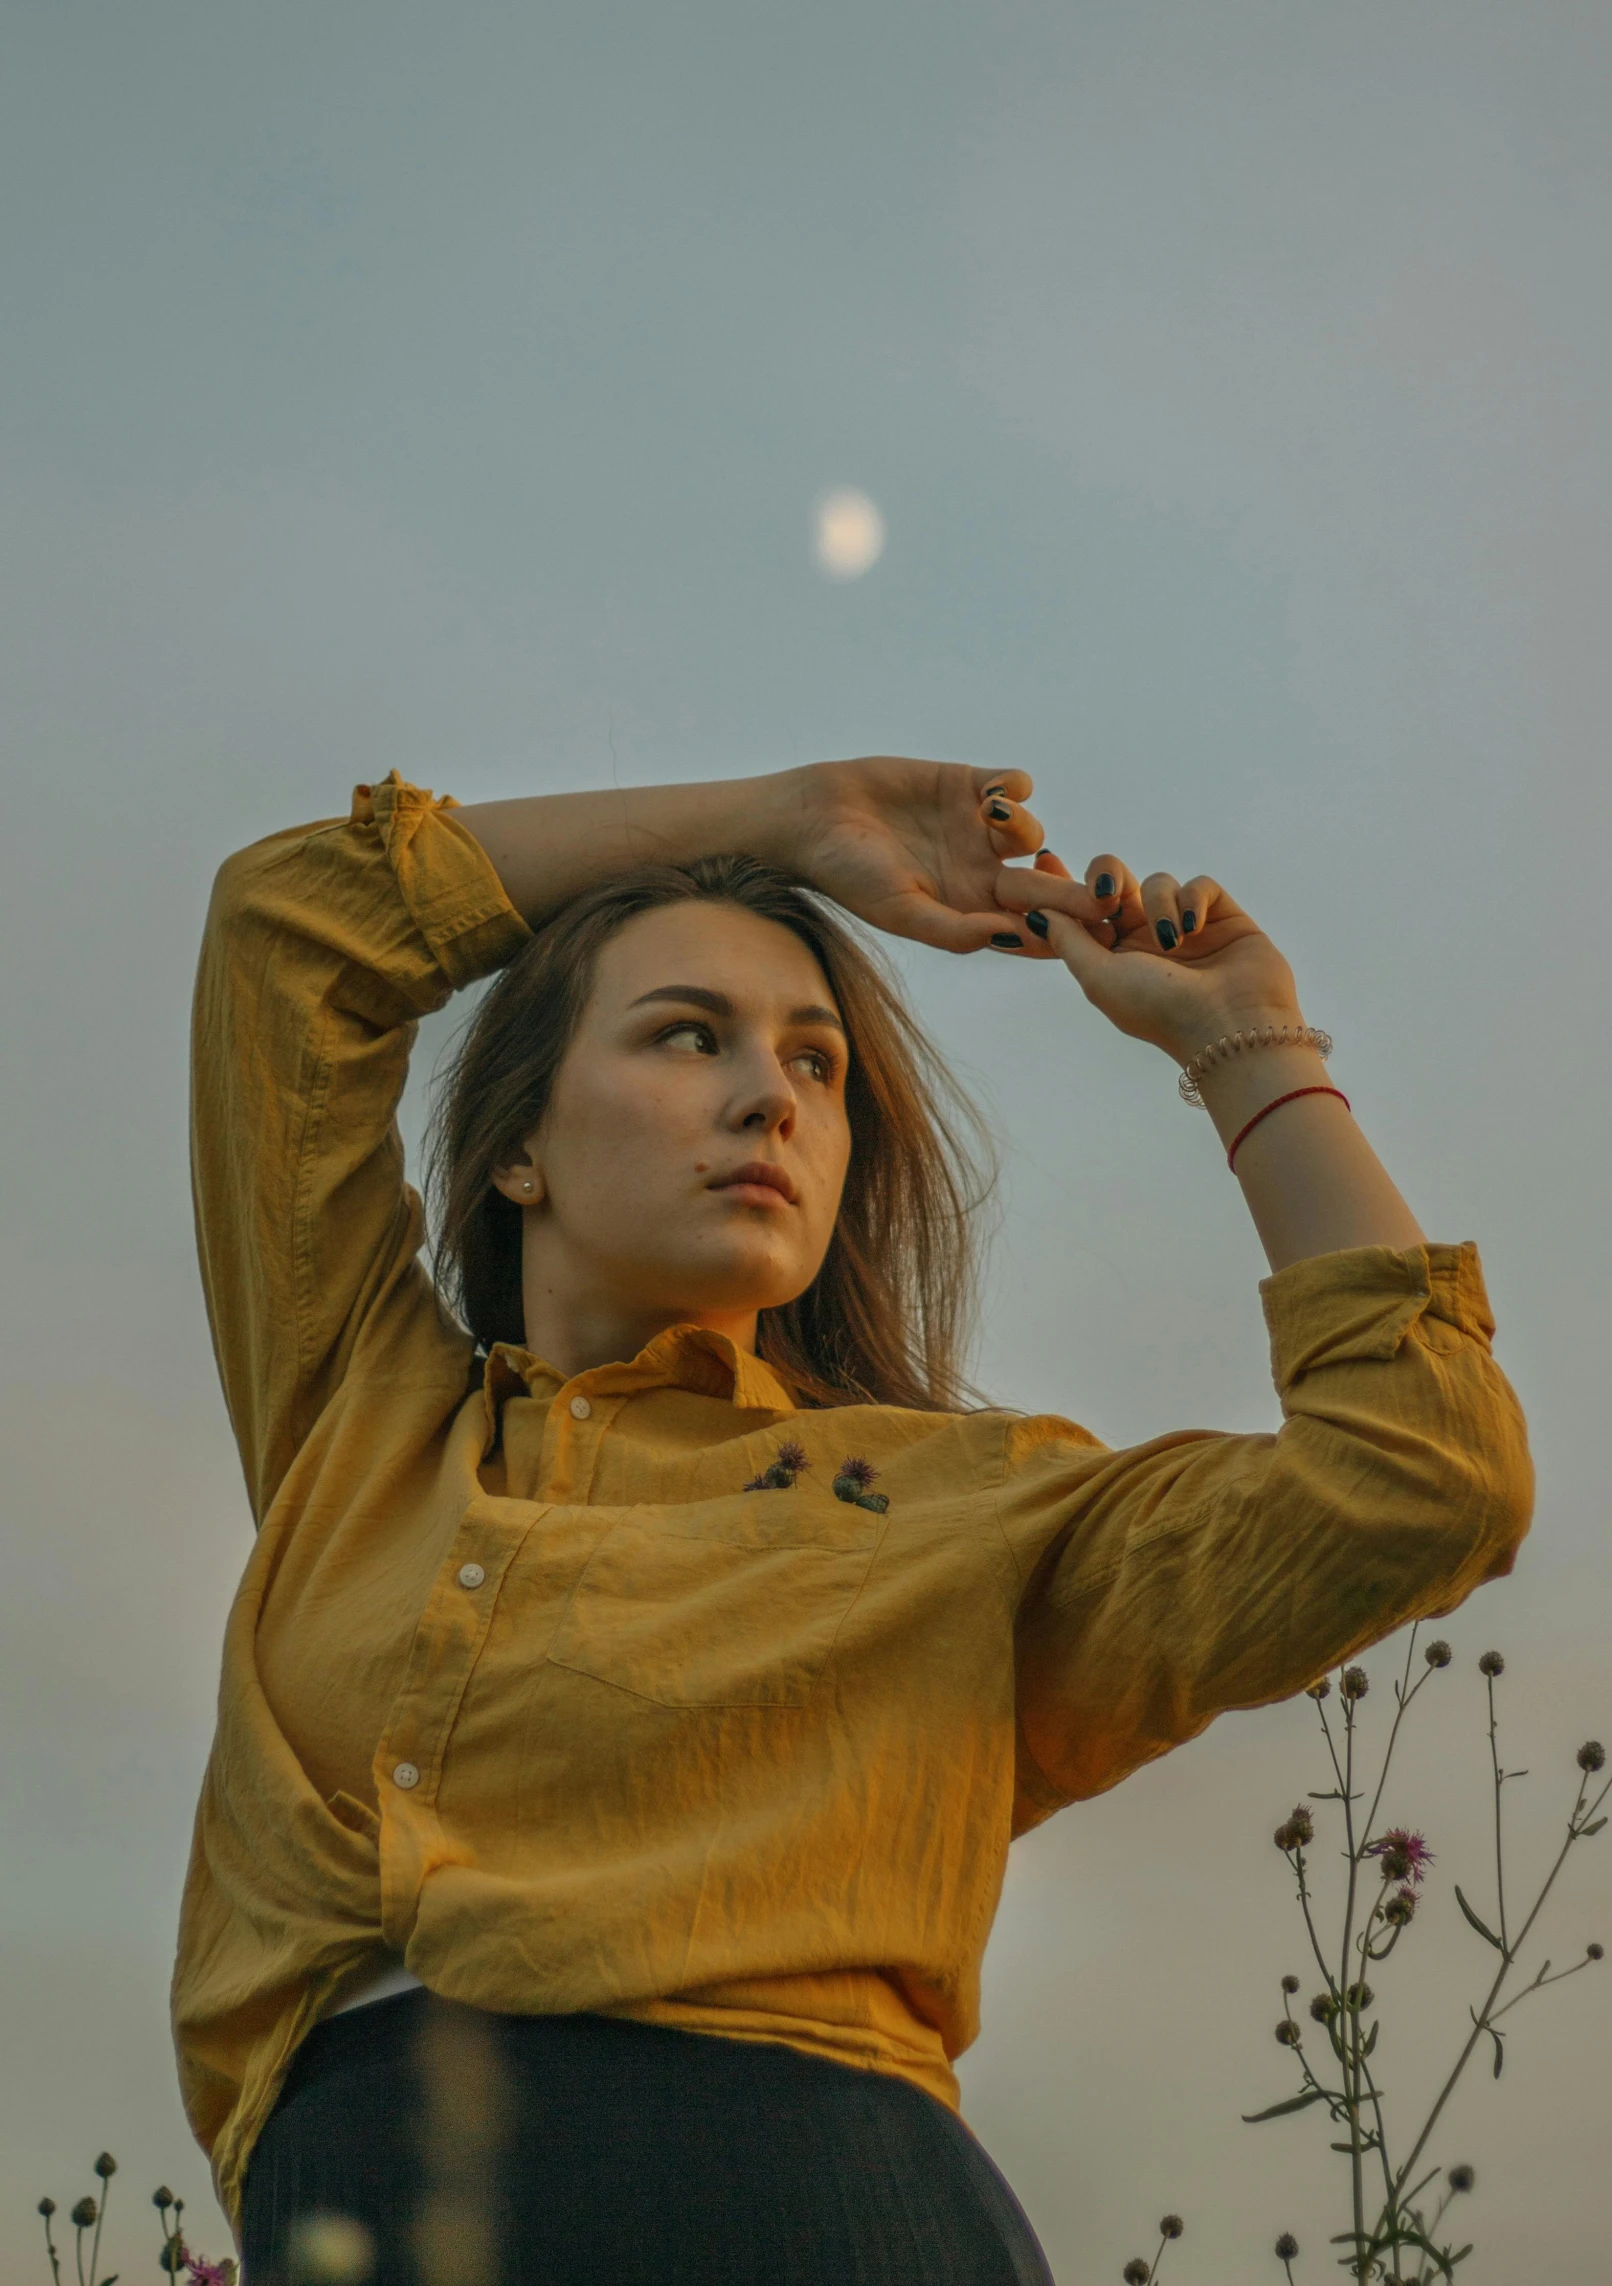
[480,1323,796,1443]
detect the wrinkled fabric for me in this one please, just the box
[178,774,1534,2228]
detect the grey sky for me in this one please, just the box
[3,3,1608,2275]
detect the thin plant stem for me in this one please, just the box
[1337,1688,1367,2279]
[1359,1627,1423,1849]
[87,2173,110,2286]
[1486,1674,1509,1953]
[1291,1844,1339,1994]
[1386,1765,1611,2211]
[41,2210,62,2286]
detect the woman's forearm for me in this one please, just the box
[1195,1043,1426,1273]
[457,773,807,924]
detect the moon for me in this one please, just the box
[813,488,886,580]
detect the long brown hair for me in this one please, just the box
[426,856,993,1411]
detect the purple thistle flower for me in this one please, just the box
[1366,1827,1435,1886]
[835,1455,879,1490]
[744,1440,811,1492]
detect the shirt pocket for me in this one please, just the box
[545,1492,882,1708]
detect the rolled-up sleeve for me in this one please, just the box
[1002,1242,1533,1826]
[190,774,531,1523]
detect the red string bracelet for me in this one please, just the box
[1226,1085,1352,1173]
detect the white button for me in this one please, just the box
[457,1561,486,1590]
[391,1761,420,1790]
[569,1395,592,1420]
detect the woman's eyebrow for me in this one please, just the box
[629,984,845,1032]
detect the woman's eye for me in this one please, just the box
[658,1021,718,1055]
[791,1048,835,1083]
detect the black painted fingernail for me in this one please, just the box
[1155,918,1179,950]
[990,932,1023,949]
[988,801,1012,821]
[983,782,1007,798]
[1025,910,1049,938]
[1182,910,1197,934]
[1095,872,1116,898]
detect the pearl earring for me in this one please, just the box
[522,1179,534,1193]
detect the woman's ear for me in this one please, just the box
[490,1144,546,1208]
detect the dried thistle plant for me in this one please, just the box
[36,2164,238,2286]
[1120,2211,1185,2282]
[1246,1630,1609,2280]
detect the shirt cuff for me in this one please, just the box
[1260,1241,1495,1394]
[353,773,532,990]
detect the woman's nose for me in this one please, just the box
[734,1065,796,1134]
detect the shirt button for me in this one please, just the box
[392,1761,421,1790]
[457,1561,486,1590]
[569,1395,592,1420]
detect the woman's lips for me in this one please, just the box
[709,1161,798,1206]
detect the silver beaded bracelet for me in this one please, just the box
[1178,1024,1334,1109]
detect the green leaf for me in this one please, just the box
[1454,1884,1506,1951]
[1242,2087,1330,2124]
[1361,2018,1380,2056]
[1489,2026,1506,2079]
[1580,1816,1608,1838]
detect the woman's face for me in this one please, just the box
[493,900,854,1361]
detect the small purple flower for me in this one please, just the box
[1366,1827,1435,1886]
[833,1456,889,1513]
[744,1439,811,1492]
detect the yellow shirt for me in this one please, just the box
[178,773,1533,2227]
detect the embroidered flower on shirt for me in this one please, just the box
[744,1439,809,1492]
[833,1456,888,1514]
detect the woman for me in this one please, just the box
[179,757,1530,2284]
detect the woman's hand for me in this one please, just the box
[766,758,1048,953]
[993,849,1306,1065]
[461,758,1046,951]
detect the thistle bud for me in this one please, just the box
[1447,2163,1475,2192]
[1272,1804,1315,1851]
[1305,1676,1331,1701]
[1309,1992,1338,2023]
[1123,2262,1150,2285]
[1341,1665,1369,1699]
[1423,1639,1452,1667]
[1588,1943,1604,1962]
[1275,2235,1300,2261]
[1478,1650,1505,1677]
[1281,1973,1300,1993]
[1578,1740,1605,1773]
[1384,1887,1418,1927]
[94,2153,117,2179]
[1343,1981,1375,2012]
[152,2188,176,2208]
[37,2198,56,2218]
[1160,2216,1184,2239]
[70,2197,98,2229]
[1275,2018,1301,2045]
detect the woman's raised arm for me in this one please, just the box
[457,758,1046,950]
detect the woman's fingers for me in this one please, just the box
[1177,874,1222,937]
[1141,872,1185,951]
[1084,853,1140,944]
[970,766,1036,807]
[977,788,1044,861]
[880,887,1042,956]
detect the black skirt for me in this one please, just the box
[240,1990,1054,2286]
